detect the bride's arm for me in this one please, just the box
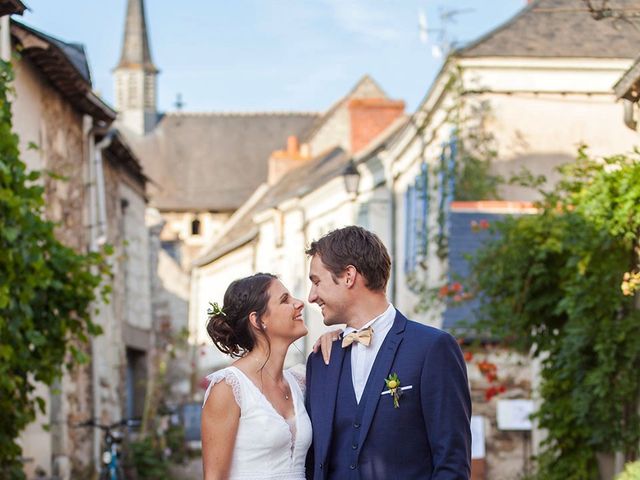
[202,381,240,480]
[311,329,343,365]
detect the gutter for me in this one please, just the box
[93,131,115,248]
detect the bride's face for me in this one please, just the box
[261,279,307,342]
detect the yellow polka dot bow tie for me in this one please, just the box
[341,327,374,348]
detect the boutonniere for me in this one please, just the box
[384,373,402,408]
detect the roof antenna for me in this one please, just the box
[174,93,185,111]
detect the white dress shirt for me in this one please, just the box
[342,303,396,403]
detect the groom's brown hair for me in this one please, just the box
[306,225,391,292]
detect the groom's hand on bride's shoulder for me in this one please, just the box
[312,329,343,365]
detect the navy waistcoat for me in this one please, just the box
[327,349,366,480]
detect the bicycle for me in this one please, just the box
[75,418,141,480]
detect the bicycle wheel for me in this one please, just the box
[115,465,126,480]
[98,466,125,480]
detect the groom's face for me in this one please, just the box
[308,254,349,326]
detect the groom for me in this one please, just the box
[305,226,471,479]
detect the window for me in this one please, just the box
[125,348,147,419]
[191,218,201,236]
[161,240,181,263]
[144,74,155,108]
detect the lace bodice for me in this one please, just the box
[203,366,311,480]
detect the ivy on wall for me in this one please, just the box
[469,148,640,479]
[0,60,111,477]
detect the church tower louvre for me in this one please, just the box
[114,0,159,135]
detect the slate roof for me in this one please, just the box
[122,112,320,212]
[0,0,25,16]
[194,146,351,265]
[457,0,640,59]
[13,20,92,84]
[11,21,116,123]
[195,116,408,267]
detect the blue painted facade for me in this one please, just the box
[442,212,504,331]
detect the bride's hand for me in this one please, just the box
[312,329,343,365]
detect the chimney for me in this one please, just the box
[268,135,311,184]
[348,98,405,154]
[287,135,299,156]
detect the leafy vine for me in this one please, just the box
[0,60,111,477]
[468,148,640,478]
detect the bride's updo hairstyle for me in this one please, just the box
[206,273,277,358]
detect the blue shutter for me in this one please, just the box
[404,185,418,274]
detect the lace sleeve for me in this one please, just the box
[286,366,306,396]
[202,368,242,408]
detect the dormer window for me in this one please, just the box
[191,218,201,236]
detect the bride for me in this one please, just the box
[201,273,334,480]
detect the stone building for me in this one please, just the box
[6,16,152,479]
[112,0,389,401]
[190,80,406,374]
[387,1,640,478]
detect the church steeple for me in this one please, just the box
[114,0,159,135]
[117,0,157,72]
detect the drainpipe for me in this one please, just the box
[94,132,114,248]
[0,16,10,61]
[87,126,114,472]
[389,172,397,304]
[623,99,637,131]
[82,116,103,474]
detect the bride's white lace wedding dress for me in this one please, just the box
[203,366,311,480]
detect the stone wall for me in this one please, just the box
[465,347,533,480]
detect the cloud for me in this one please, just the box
[321,0,403,42]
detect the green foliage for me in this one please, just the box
[432,69,503,259]
[128,437,171,480]
[617,461,640,480]
[448,68,503,202]
[469,148,640,479]
[0,60,110,476]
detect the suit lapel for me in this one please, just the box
[316,339,347,461]
[356,311,407,449]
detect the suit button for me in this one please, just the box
[353,422,360,428]
[319,463,324,469]
[352,443,358,450]
[350,464,356,470]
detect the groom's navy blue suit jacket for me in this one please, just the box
[305,310,472,479]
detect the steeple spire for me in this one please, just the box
[117,0,157,72]
[113,0,159,135]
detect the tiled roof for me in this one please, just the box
[457,0,640,59]
[121,112,320,212]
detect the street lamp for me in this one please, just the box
[343,160,360,195]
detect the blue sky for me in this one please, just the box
[20,0,524,113]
